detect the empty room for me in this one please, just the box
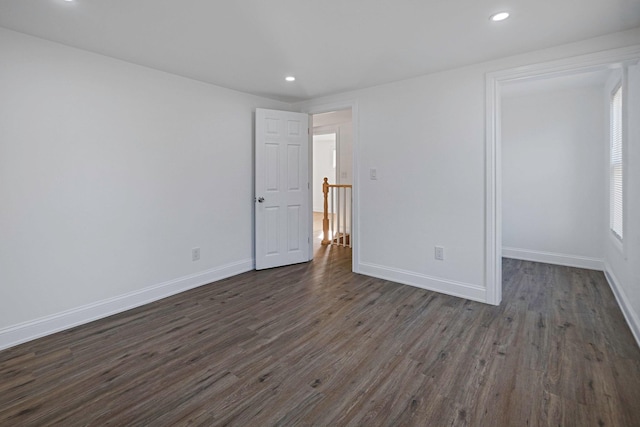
[1,1,639,425]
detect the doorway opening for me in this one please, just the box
[500,70,612,275]
[485,45,640,305]
[311,109,353,259]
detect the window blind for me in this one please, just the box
[610,84,623,240]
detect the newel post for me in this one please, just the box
[322,177,330,245]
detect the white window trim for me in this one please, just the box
[620,67,629,260]
[605,67,629,258]
[609,81,623,242]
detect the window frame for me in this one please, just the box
[609,81,624,243]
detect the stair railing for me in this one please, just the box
[322,177,352,247]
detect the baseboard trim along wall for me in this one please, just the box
[502,247,604,271]
[604,265,640,350]
[0,259,254,351]
[358,262,487,303]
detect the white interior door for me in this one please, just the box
[255,108,310,270]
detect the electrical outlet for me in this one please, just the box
[192,247,201,261]
[435,246,444,261]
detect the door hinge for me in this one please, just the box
[308,182,310,189]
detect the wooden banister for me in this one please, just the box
[322,177,331,245]
[322,177,353,247]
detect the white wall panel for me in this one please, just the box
[0,28,289,335]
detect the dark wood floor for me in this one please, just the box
[1,244,639,426]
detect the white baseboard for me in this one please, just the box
[604,265,640,350]
[358,262,486,303]
[0,259,254,351]
[502,247,604,271]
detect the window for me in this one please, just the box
[610,84,623,241]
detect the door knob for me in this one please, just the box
[257,197,265,203]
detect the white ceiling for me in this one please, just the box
[0,0,638,102]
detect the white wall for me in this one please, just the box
[313,110,353,185]
[604,63,640,345]
[295,28,640,303]
[337,123,354,185]
[312,134,336,212]
[0,28,289,348]
[501,85,606,269]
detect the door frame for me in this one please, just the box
[485,44,640,305]
[303,101,359,272]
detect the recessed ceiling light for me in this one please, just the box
[285,76,296,82]
[490,12,510,22]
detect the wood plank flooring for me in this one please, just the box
[1,249,639,426]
